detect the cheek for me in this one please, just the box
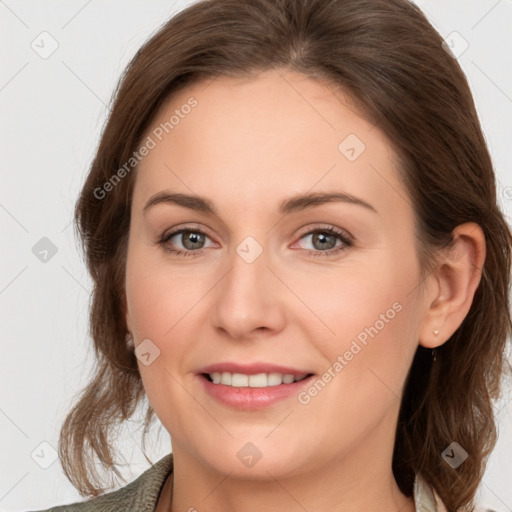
[124,244,217,399]
[124,251,205,433]
[125,240,207,341]
[126,276,178,338]
[289,255,420,397]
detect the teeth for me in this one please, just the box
[208,372,309,387]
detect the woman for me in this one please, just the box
[32,0,511,510]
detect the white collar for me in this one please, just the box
[414,473,447,512]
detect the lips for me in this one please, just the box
[195,362,315,410]
[196,362,313,376]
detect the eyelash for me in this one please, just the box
[158,224,354,258]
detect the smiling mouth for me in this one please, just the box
[201,372,314,388]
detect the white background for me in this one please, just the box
[1,1,511,510]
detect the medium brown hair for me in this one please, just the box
[60,0,512,509]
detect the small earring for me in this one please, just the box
[126,333,134,350]
[432,330,439,362]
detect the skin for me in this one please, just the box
[123,68,486,512]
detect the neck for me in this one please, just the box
[165,436,415,512]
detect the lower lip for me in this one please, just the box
[198,374,315,410]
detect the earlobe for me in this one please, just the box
[419,222,486,349]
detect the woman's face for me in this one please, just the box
[124,69,429,479]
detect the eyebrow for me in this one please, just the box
[143,191,378,216]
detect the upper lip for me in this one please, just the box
[197,362,314,376]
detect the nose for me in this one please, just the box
[211,244,287,340]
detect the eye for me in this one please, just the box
[158,224,353,258]
[159,226,216,256]
[293,225,353,257]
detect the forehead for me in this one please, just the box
[133,69,408,221]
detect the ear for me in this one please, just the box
[418,222,486,349]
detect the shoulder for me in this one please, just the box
[28,453,174,512]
